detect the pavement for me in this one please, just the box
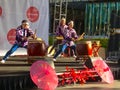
[24,80,120,90]
[56,80,120,90]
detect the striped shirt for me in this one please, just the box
[15,25,34,47]
[63,27,78,46]
[55,24,68,37]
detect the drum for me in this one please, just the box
[27,39,47,56]
[76,41,92,56]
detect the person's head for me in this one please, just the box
[68,20,74,29]
[21,20,30,29]
[60,17,66,26]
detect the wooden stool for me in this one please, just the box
[63,46,73,57]
[92,41,101,57]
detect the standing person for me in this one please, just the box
[47,17,68,57]
[53,21,78,61]
[1,20,36,63]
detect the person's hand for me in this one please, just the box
[30,34,37,39]
[22,36,27,41]
[71,38,75,41]
[33,34,37,39]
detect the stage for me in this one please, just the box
[0,56,120,90]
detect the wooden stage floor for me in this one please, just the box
[0,55,120,74]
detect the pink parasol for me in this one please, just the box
[91,57,114,84]
[30,60,58,90]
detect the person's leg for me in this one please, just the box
[53,44,67,60]
[62,44,68,52]
[48,40,60,54]
[2,44,19,61]
[24,45,27,49]
[70,45,77,57]
[53,49,62,59]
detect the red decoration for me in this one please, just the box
[26,6,39,22]
[7,29,16,44]
[0,6,2,16]
[58,66,98,86]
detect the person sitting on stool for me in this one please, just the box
[53,20,78,61]
[47,17,68,57]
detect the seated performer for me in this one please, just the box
[53,20,78,61]
[1,20,36,63]
[47,17,68,57]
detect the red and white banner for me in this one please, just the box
[0,0,49,56]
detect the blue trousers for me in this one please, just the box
[2,44,27,61]
[53,44,76,59]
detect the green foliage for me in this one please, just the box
[93,38,109,48]
[49,36,54,45]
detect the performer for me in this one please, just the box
[1,20,36,63]
[53,21,78,61]
[47,17,68,57]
